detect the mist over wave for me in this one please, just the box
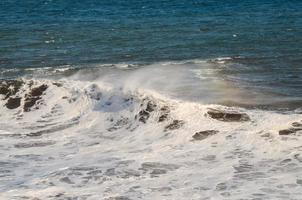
[1,60,302,199]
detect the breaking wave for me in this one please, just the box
[1,60,302,199]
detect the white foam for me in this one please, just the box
[1,63,302,199]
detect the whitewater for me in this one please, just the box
[1,60,302,200]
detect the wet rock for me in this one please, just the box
[164,120,184,131]
[158,106,170,122]
[192,130,218,140]
[0,86,9,96]
[0,79,24,99]
[137,110,150,123]
[279,128,302,135]
[292,122,302,127]
[5,97,21,109]
[52,82,62,87]
[145,101,156,112]
[207,108,250,122]
[24,97,41,112]
[136,100,156,123]
[23,84,48,112]
[29,84,48,97]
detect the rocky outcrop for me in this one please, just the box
[164,120,184,131]
[23,84,48,112]
[0,80,24,100]
[278,121,302,135]
[206,108,250,122]
[5,97,21,109]
[192,130,218,140]
[158,106,170,122]
[136,100,157,123]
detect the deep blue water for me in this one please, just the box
[1,0,302,67]
[1,0,302,105]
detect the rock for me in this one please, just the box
[0,80,24,99]
[137,110,150,123]
[292,122,302,127]
[164,120,184,131]
[145,101,156,112]
[52,82,63,87]
[5,97,21,109]
[0,86,9,96]
[29,84,48,97]
[158,106,170,122]
[192,130,218,140]
[279,128,302,135]
[23,84,48,112]
[24,97,41,112]
[207,108,250,122]
[136,100,156,123]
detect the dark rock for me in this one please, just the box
[145,101,156,112]
[137,110,150,123]
[192,130,218,140]
[292,122,302,127]
[5,97,21,109]
[0,80,24,99]
[136,100,157,123]
[0,86,9,96]
[279,128,302,135]
[158,106,170,122]
[29,84,48,97]
[164,120,184,131]
[24,97,41,112]
[207,108,250,122]
[23,84,48,112]
[52,82,63,87]
[159,114,169,122]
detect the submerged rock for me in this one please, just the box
[192,130,218,140]
[164,120,184,131]
[207,108,250,122]
[5,97,21,109]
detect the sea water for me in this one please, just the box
[1,1,302,199]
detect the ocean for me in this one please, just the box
[1,1,302,199]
